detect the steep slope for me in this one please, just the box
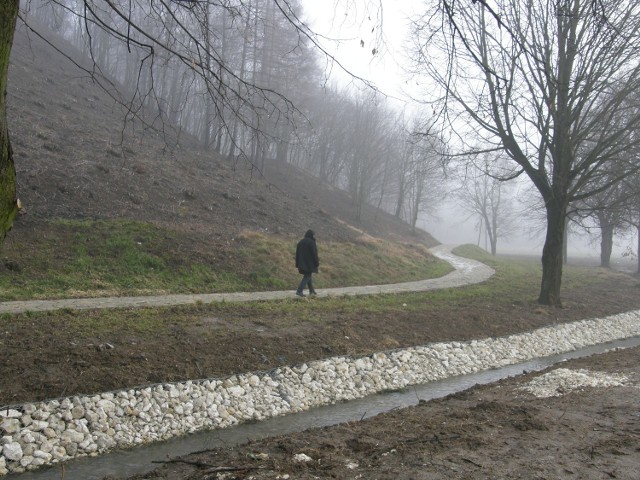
[6,23,438,248]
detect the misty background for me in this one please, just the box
[15,0,640,269]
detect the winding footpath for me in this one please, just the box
[0,245,493,315]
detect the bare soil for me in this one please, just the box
[120,345,640,480]
[2,272,640,480]
[2,22,640,480]
[1,272,640,410]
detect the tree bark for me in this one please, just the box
[538,199,566,306]
[599,222,614,268]
[563,216,569,265]
[637,224,640,275]
[0,0,19,243]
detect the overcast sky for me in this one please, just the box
[300,1,635,259]
[302,0,416,101]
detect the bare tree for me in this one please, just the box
[401,119,447,232]
[624,187,640,275]
[1,0,322,241]
[456,154,516,255]
[413,0,640,305]
[343,92,394,221]
[572,171,635,268]
[570,88,640,267]
[615,160,640,273]
[293,87,353,184]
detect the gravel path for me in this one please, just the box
[0,245,494,314]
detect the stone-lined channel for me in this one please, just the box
[2,310,640,478]
[6,336,640,480]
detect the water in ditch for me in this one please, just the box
[8,336,640,480]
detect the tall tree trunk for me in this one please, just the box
[600,221,614,268]
[487,213,497,255]
[394,160,406,219]
[538,3,574,306]
[562,216,569,265]
[201,3,212,150]
[210,6,228,154]
[275,137,288,164]
[410,174,425,233]
[228,6,252,161]
[0,1,20,243]
[539,199,566,306]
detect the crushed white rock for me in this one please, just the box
[293,453,313,463]
[518,368,633,398]
[0,310,639,476]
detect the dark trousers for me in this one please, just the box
[297,273,315,293]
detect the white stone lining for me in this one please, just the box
[1,310,640,475]
[518,368,635,398]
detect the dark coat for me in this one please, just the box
[296,231,319,274]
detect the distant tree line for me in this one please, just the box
[12,0,445,231]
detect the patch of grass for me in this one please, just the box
[0,219,250,301]
[0,245,624,335]
[0,221,450,301]
[451,244,499,265]
[238,230,453,292]
[0,214,609,315]
[452,244,605,297]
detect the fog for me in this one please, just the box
[420,200,638,266]
[419,202,547,256]
[11,0,637,276]
[301,0,639,273]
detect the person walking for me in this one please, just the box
[295,229,319,297]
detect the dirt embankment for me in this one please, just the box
[122,345,640,480]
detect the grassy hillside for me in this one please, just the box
[2,24,443,300]
[0,219,450,301]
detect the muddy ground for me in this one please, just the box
[105,279,640,480]
[2,273,639,479]
[119,345,640,480]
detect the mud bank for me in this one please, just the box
[1,310,639,475]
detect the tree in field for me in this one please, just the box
[413,0,640,305]
[623,183,640,275]
[614,161,640,274]
[456,154,515,255]
[571,168,638,268]
[395,117,447,232]
[570,88,640,267]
